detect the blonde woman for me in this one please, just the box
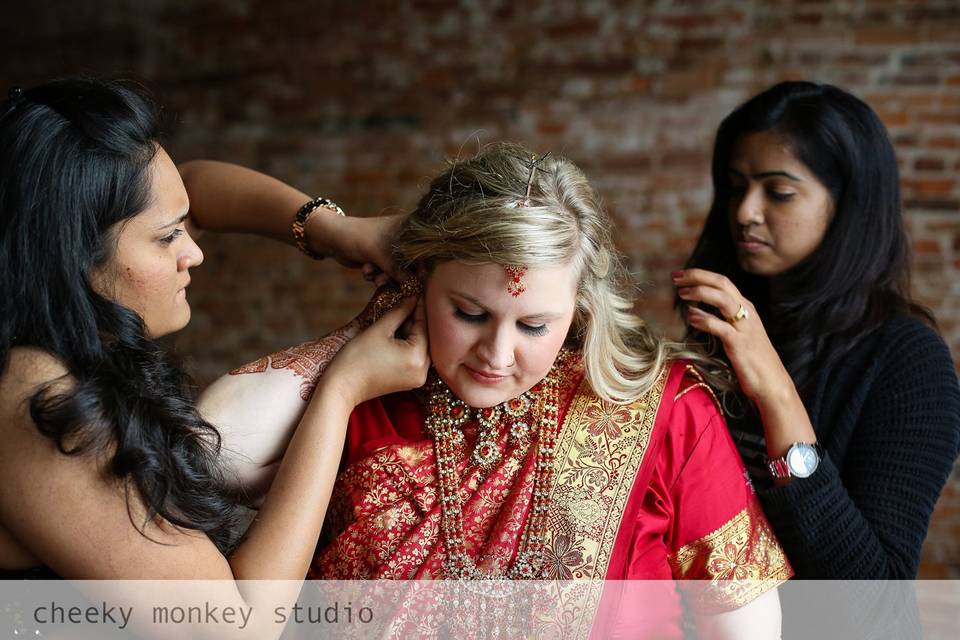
[197,143,791,638]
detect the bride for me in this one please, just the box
[199,142,790,638]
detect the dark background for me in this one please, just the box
[2,0,958,582]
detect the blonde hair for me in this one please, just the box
[394,142,712,405]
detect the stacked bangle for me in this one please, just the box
[292,197,345,260]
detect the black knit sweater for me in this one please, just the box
[738,313,960,579]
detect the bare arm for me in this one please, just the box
[199,291,384,502]
[179,160,403,276]
[695,589,782,640]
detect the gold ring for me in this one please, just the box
[727,305,748,325]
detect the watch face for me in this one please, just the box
[786,444,819,478]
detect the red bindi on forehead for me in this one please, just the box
[504,265,527,297]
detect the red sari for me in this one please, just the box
[310,355,791,637]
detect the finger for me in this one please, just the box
[677,285,742,321]
[406,297,427,341]
[673,268,737,295]
[371,294,418,333]
[362,263,377,277]
[687,307,736,342]
[382,258,409,283]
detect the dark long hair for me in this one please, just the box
[0,78,240,553]
[682,81,932,399]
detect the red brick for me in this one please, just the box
[913,240,942,255]
[629,76,652,94]
[918,111,960,126]
[904,199,960,211]
[878,111,910,127]
[902,178,956,195]
[795,12,827,26]
[867,92,941,108]
[596,154,653,171]
[879,73,940,87]
[537,121,566,135]
[915,157,946,172]
[855,28,920,45]
[546,18,599,39]
[929,137,960,149]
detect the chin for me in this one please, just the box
[444,373,519,409]
[737,256,777,277]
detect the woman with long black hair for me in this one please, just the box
[674,80,960,581]
[0,78,427,637]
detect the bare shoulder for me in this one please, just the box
[0,349,225,578]
[0,347,74,435]
[2,346,71,386]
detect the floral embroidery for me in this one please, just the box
[583,403,632,440]
[669,500,792,613]
[544,533,586,580]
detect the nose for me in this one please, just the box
[474,324,515,371]
[734,186,764,227]
[177,232,204,270]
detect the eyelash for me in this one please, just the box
[159,229,184,245]
[728,185,795,202]
[454,309,549,336]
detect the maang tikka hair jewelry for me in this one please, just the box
[504,265,528,297]
[503,151,552,298]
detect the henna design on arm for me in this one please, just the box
[227,280,420,401]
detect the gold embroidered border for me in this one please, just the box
[533,367,669,639]
[674,364,722,412]
[669,500,792,613]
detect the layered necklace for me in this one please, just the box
[424,350,569,580]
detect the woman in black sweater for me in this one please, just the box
[673,81,960,585]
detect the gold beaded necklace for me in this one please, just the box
[424,350,568,580]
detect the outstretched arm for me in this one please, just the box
[179,160,404,277]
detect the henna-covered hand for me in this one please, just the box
[322,294,430,408]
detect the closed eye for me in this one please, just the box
[454,308,487,323]
[519,323,548,336]
[768,190,795,202]
[454,308,549,337]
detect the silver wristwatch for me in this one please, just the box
[767,442,822,479]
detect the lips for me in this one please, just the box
[464,364,509,384]
[737,235,770,252]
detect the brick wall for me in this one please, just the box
[3,0,959,577]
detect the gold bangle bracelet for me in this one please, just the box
[292,197,345,260]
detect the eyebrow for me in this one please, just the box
[728,168,803,182]
[157,212,190,231]
[450,291,563,322]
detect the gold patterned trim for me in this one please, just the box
[669,500,792,613]
[674,364,722,413]
[533,367,670,639]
